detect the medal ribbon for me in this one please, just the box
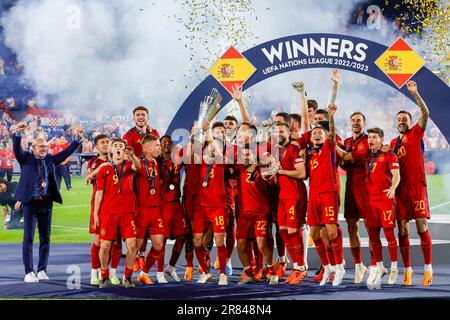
[143,158,156,194]
[111,161,125,194]
[161,157,175,187]
[366,150,380,179]
[203,161,214,186]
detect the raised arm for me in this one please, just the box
[406,80,429,129]
[231,84,250,123]
[327,104,337,143]
[327,68,340,106]
[125,146,141,171]
[293,82,309,133]
[12,122,28,164]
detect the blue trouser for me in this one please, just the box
[22,203,52,274]
[55,165,71,191]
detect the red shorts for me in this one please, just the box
[366,196,396,229]
[307,192,340,226]
[183,194,197,222]
[396,183,430,221]
[161,201,188,239]
[344,187,370,220]
[192,204,226,234]
[135,207,164,239]
[237,210,270,240]
[100,212,136,241]
[277,199,305,229]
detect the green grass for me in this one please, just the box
[1,175,449,244]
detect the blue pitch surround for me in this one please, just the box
[1,243,450,300]
[166,33,450,143]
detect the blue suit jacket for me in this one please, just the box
[13,134,81,204]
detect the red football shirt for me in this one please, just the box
[390,123,426,187]
[96,161,136,215]
[345,133,369,190]
[123,126,160,157]
[0,148,14,169]
[307,139,338,196]
[278,142,303,201]
[235,164,270,213]
[136,157,162,208]
[365,150,399,197]
[197,162,226,208]
[158,156,182,202]
[87,156,108,211]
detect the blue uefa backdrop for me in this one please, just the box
[166,33,450,142]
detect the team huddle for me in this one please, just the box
[85,69,433,289]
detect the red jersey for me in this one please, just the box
[123,126,160,157]
[96,161,136,215]
[344,133,369,190]
[0,148,14,169]
[298,131,342,150]
[158,156,182,202]
[197,162,226,208]
[307,139,338,196]
[278,142,304,201]
[390,123,426,187]
[136,157,162,208]
[235,164,270,213]
[87,156,108,210]
[365,150,399,197]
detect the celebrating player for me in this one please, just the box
[94,139,141,288]
[390,80,432,286]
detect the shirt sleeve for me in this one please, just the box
[388,152,400,170]
[96,167,106,191]
[413,123,425,139]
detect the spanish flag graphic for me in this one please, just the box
[375,37,425,88]
[210,46,256,95]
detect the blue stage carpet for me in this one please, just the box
[1,243,449,300]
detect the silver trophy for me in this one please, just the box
[193,88,222,141]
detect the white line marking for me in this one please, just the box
[52,225,87,231]
[430,201,450,210]
[53,204,90,210]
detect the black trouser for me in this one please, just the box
[0,169,13,182]
[22,199,53,274]
[55,165,71,190]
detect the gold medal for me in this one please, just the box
[169,184,175,190]
[41,181,47,188]
[150,189,156,195]
[202,182,208,187]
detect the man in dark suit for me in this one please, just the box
[13,122,83,283]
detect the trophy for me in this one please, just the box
[193,88,222,141]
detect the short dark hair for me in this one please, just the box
[315,109,329,120]
[224,115,238,123]
[160,135,172,142]
[397,110,412,121]
[290,113,301,125]
[350,112,366,122]
[110,138,127,146]
[275,121,290,130]
[276,112,291,124]
[133,106,149,115]
[93,133,109,146]
[367,127,384,139]
[212,122,225,130]
[317,120,330,132]
[141,134,159,144]
[248,124,258,133]
[307,99,318,111]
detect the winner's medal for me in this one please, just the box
[150,188,156,195]
[41,181,47,188]
[169,184,175,190]
[202,181,208,188]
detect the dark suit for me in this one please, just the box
[13,133,81,274]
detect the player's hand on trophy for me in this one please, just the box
[231,83,243,102]
[292,81,304,93]
[17,122,27,132]
[406,80,418,95]
[327,103,337,117]
[331,68,341,83]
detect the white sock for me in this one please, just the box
[302,226,309,266]
[391,261,398,270]
[405,266,413,272]
[355,263,362,269]
[110,268,117,277]
[278,256,286,263]
[376,262,383,270]
[140,271,148,277]
[424,264,433,272]
[90,269,98,278]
